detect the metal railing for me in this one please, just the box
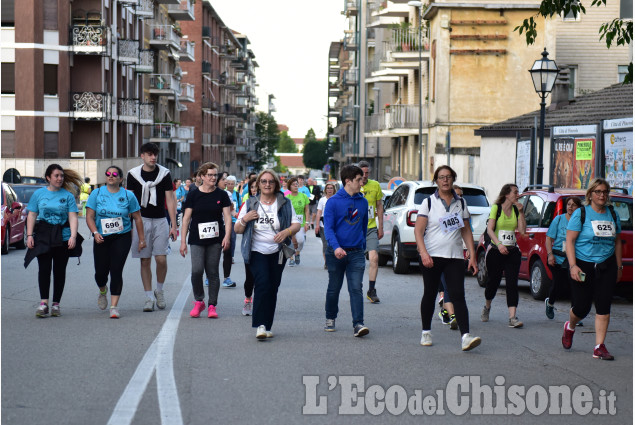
[150,25,180,46]
[175,126,194,140]
[139,103,154,125]
[70,25,110,55]
[344,69,358,86]
[135,49,154,72]
[134,0,154,17]
[179,83,194,100]
[117,98,139,122]
[152,124,176,139]
[168,0,194,17]
[149,74,182,95]
[179,40,195,59]
[384,27,429,57]
[71,92,112,119]
[118,39,139,63]
[365,104,424,131]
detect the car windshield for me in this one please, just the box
[13,186,43,204]
[611,197,633,231]
[414,187,489,207]
[414,187,437,205]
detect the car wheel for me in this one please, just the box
[476,249,488,288]
[14,226,27,250]
[1,226,9,255]
[530,259,551,300]
[392,234,410,274]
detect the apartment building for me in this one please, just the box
[1,0,195,183]
[179,0,259,178]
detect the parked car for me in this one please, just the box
[20,176,46,184]
[10,183,47,205]
[1,183,27,254]
[475,185,633,299]
[377,181,490,274]
[382,189,393,209]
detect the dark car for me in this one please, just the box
[1,183,27,254]
[10,183,48,205]
[475,185,633,299]
[20,176,47,184]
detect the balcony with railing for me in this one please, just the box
[343,69,358,86]
[342,106,358,122]
[382,27,430,67]
[368,1,405,27]
[179,83,195,102]
[344,0,358,16]
[156,0,179,4]
[133,0,154,17]
[139,103,154,125]
[70,25,111,55]
[149,74,182,97]
[179,40,195,62]
[167,0,194,21]
[117,39,139,64]
[134,49,154,73]
[175,126,195,142]
[364,104,426,135]
[343,32,357,51]
[149,25,180,51]
[117,98,139,123]
[202,61,211,75]
[202,26,210,39]
[71,92,112,120]
[150,123,177,142]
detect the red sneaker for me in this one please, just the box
[207,305,218,318]
[593,344,615,360]
[189,301,205,318]
[562,321,575,349]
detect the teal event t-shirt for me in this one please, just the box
[27,187,78,241]
[567,205,621,263]
[86,187,140,236]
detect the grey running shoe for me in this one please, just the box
[509,316,524,328]
[51,304,61,317]
[353,324,369,337]
[324,319,336,332]
[461,334,482,351]
[143,298,155,312]
[420,332,432,346]
[98,290,108,310]
[155,290,166,309]
[288,258,295,267]
[295,254,300,265]
[545,298,555,320]
[242,298,252,316]
[481,305,490,322]
[36,303,49,318]
[109,307,120,319]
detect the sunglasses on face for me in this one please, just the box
[260,179,276,185]
[105,171,119,177]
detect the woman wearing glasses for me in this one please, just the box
[562,178,623,360]
[180,163,232,318]
[85,166,145,318]
[235,170,301,339]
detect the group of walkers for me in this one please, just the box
[23,145,624,357]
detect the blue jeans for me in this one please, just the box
[325,247,366,327]
[249,251,286,330]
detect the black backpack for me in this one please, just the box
[483,204,518,247]
[579,204,617,226]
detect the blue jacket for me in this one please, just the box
[240,192,293,264]
[324,188,368,251]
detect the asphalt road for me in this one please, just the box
[2,218,632,424]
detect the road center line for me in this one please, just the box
[107,275,191,425]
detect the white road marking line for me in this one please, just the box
[107,275,191,425]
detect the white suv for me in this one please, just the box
[377,181,490,274]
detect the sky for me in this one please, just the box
[212,1,345,139]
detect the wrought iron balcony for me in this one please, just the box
[118,39,139,64]
[167,0,194,21]
[132,0,154,17]
[70,25,111,55]
[179,40,195,62]
[134,49,154,73]
[71,92,112,120]
[117,98,139,123]
[149,25,181,51]
[179,83,195,102]
[364,104,426,133]
[139,103,154,125]
[149,74,182,97]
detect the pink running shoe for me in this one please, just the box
[190,301,205,318]
[207,305,218,318]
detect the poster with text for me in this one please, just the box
[551,137,574,188]
[516,139,531,192]
[604,131,633,194]
[572,138,596,189]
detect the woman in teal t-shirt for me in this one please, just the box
[86,166,145,319]
[285,177,310,266]
[481,183,526,328]
[562,178,623,360]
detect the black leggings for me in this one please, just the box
[244,262,254,298]
[37,246,70,303]
[93,231,132,296]
[485,247,521,307]
[570,256,617,318]
[420,257,470,334]
[547,262,569,305]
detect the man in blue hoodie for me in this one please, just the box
[323,165,370,337]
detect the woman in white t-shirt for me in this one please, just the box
[235,170,301,339]
[314,183,336,268]
[414,166,480,351]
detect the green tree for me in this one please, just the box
[254,112,280,170]
[303,139,329,170]
[272,155,288,174]
[303,128,317,145]
[515,0,632,83]
[277,131,297,153]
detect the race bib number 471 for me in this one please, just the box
[198,221,219,239]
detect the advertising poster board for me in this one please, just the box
[603,118,633,194]
[516,139,531,191]
[551,138,574,188]
[551,125,597,189]
[572,137,596,189]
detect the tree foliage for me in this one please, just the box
[254,112,280,170]
[277,131,297,153]
[303,139,329,170]
[514,0,632,83]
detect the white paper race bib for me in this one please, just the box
[439,212,464,234]
[198,221,219,239]
[498,230,516,246]
[368,205,375,219]
[101,217,123,235]
[254,215,277,231]
[296,214,304,223]
[591,220,615,237]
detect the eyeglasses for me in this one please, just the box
[592,190,609,196]
[260,179,276,185]
[105,171,119,177]
[437,175,453,181]
[205,173,219,179]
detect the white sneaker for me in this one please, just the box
[154,290,166,310]
[97,290,108,310]
[256,325,267,339]
[265,330,274,338]
[461,333,482,351]
[420,331,432,346]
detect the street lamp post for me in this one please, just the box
[408,1,424,180]
[529,48,558,185]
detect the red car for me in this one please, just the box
[1,183,27,254]
[476,185,633,299]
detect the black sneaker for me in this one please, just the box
[366,288,380,303]
[438,309,451,325]
[353,324,369,337]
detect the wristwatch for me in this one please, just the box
[92,231,99,236]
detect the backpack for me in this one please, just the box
[579,204,617,226]
[483,203,518,247]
